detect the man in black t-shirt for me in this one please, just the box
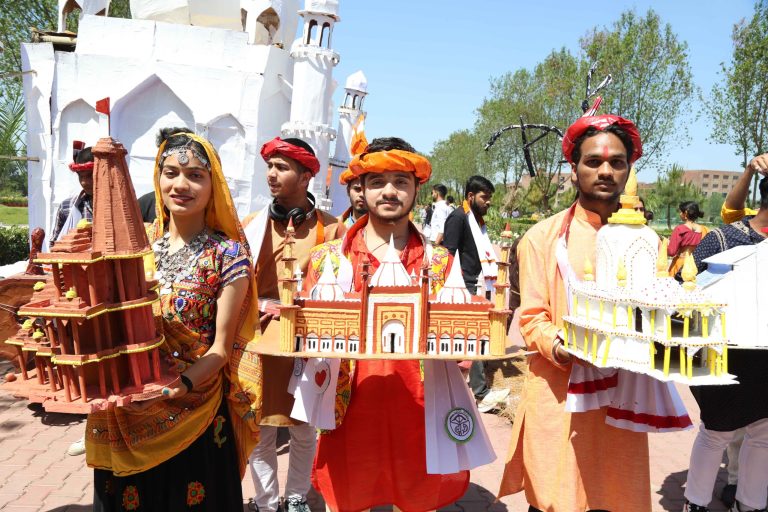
[441,175,509,411]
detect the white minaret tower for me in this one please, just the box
[328,70,368,216]
[282,0,340,207]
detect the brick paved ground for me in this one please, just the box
[0,358,731,512]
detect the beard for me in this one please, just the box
[579,183,622,203]
[470,198,489,217]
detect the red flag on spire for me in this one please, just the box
[96,97,110,137]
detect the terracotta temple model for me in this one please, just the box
[4,137,171,413]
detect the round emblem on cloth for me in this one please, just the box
[293,358,305,377]
[445,407,474,443]
[313,360,331,394]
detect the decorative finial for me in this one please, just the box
[583,256,594,281]
[76,218,93,229]
[608,166,645,225]
[625,166,638,197]
[501,222,512,240]
[657,238,669,277]
[616,257,627,287]
[32,329,44,340]
[286,217,295,237]
[681,253,698,291]
[33,281,45,291]
[22,318,33,331]
[65,287,78,300]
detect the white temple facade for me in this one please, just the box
[22,0,347,247]
[281,0,340,204]
[328,70,367,216]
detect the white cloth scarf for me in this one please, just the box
[466,205,498,292]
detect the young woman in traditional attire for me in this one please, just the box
[86,130,262,511]
[668,201,708,277]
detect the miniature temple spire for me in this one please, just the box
[310,255,345,301]
[436,251,472,304]
[616,257,627,288]
[279,217,298,305]
[681,253,698,292]
[608,166,646,225]
[91,137,150,255]
[583,256,594,282]
[657,238,669,277]
[370,235,411,287]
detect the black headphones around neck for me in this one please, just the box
[269,192,317,226]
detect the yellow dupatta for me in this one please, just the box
[153,133,263,476]
[86,134,262,477]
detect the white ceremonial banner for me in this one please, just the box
[423,360,496,474]
[289,357,340,430]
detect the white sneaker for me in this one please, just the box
[67,436,85,456]
[477,388,511,413]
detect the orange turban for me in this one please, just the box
[339,168,356,185]
[348,150,432,184]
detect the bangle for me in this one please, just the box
[180,374,193,393]
[551,338,570,365]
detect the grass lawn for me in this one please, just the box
[0,205,28,225]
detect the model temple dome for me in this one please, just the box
[436,251,472,304]
[369,236,412,287]
[310,255,346,301]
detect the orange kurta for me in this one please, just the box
[498,203,651,512]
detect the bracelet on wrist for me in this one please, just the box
[551,338,570,365]
[180,374,194,393]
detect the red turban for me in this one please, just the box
[260,137,320,176]
[562,115,643,165]
[68,140,94,173]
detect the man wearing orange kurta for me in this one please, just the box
[498,115,652,512]
[304,137,468,512]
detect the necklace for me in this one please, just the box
[153,228,211,295]
[364,231,408,254]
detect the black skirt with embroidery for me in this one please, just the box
[93,399,243,511]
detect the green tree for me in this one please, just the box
[429,129,481,202]
[706,0,768,207]
[0,90,28,195]
[475,49,583,211]
[702,192,726,224]
[581,9,695,171]
[0,1,58,93]
[646,164,705,228]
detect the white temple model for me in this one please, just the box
[561,169,734,385]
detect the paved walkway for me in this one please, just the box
[0,361,730,511]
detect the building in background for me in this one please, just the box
[683,170,742,198]
[327,70,367,216]
[21,0,356,247]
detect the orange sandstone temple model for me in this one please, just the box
[3,137,172,413]
[259,223,515,360]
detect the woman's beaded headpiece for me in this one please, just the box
[159,134,210,170]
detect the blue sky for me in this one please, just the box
[328,1,756,179]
